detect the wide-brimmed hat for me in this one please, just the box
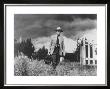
[55,26,63,32]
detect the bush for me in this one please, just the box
[14,55,30,76]
[27,60,53,76]
[14,55,97,76]
[44,55,53,65]
[14,38,35,59]
[14,55,53,76]
[19,38,35,59]
[36,46,48,60]
[14,38,51,63]
[14,42,20,57]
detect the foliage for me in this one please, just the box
[14,55,30,76]
[36,46,48,60]
[14,55,53,76]
[19,38,35,59]
[14,55,97,76]
[14,38,97,76]
[14,38,35,59]
[14,42,20,57]
[44,55,53,65]
[14,38,49,62]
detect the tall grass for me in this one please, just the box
[14,55,53,76]
[14,55,97,76]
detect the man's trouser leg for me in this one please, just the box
[52,54,60,69]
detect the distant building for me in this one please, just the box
[77,38,97,65]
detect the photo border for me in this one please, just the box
[0,0,109,88]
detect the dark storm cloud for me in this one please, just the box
[54,14,97,22]
[14,14,97,39]
[72,14,97,20]
[54,14,74,22]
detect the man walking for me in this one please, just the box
[49,26,65,69]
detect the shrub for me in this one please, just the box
[36,46,48,60]
[14,55,30,76]
[14,56,97,76]
[14,42,20,57]
[44,55,53,65]
[14,55,53,76]
[27,60,53,76]
[19,38,35,59]
[14,38,35,59]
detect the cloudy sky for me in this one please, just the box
[14,14,97,53]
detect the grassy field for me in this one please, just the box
[14,55,97,76]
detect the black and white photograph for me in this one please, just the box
[4,4,107,85]
[14,14,97,76]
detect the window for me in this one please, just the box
[85,45,88,58]
[90,60,93,64]
[90,45,93,58]
[86,60,88,64]
[95,60,97,64]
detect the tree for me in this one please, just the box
[36,46,53,65]
[36,46,48,60]
[14,39,20,57]
[18,38,35,59]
